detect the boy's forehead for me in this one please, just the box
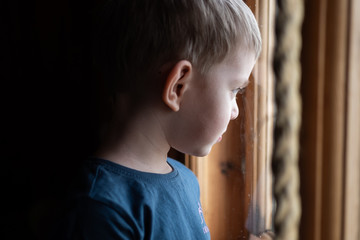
[203,47,256,83]
[226,45,256,63]
[217,46,256,69]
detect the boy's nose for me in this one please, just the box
[230,102,239,120]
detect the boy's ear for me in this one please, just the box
[162,60,192,112]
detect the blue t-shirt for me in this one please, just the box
[57,157,210,240]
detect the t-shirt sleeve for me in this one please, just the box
[60,197,137,240]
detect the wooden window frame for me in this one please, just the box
[300,0,360,239]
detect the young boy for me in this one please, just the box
[57,0,262,239]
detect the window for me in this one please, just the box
[300,0,360,239]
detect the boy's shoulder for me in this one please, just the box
[84,157,194,180]
[57,158,207,240]
[68,157,200,217]
[77,157,198,199]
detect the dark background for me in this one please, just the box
[2,0,97,238]
[1,1,185,239]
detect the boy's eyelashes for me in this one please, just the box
[232,87,247,95]
[231,80,249,96]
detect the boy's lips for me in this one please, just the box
[217,130,227,142]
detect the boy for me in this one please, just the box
[56,0,263,239]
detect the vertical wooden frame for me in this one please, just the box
[251,0,276,231]
[299,0,327,238]
[185,1,275,238]
[343,0,360,238]
[300,0,360,239]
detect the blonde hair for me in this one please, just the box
[93,0,262,94]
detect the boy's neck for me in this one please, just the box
[95,105,173,174]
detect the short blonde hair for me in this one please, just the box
[93,0,261,94]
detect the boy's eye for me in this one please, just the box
[232,87,246,95]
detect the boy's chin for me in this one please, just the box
[187,146,213,158]
[173,142,215,158]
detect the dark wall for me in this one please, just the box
[2,0,96,238]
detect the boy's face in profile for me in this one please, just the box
[169,48,256,156]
